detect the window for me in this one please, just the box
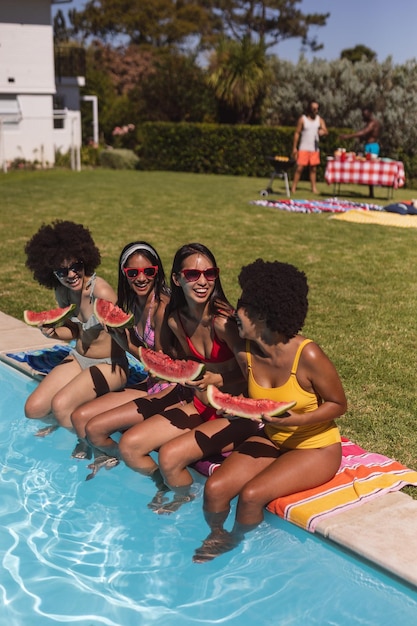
[53,94,66,129]
[0,96,21,126]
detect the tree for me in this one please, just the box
[131,52,217,123]
[207,37,270,123]
[265,55,417,161]
[69,0,328,53]
[69,0,212,48]
[208,0,329,50]
[341,45,377,63]
[53,9,71,43]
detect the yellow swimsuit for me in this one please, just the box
[247,338,341,450]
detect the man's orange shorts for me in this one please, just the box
[297,151,321,166]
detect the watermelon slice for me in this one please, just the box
[23,304,76,327]
[206,385,296,420]
[93,298,134,329]
[138,347,205,383]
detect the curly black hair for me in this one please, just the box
[24,220,101,290]
[237,259,308,338]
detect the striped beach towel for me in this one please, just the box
[266,438,417,532]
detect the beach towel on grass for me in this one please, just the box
[266,438,417,532]
[331,209,417,228]
[250,198,384,214]
[6,344,146,386]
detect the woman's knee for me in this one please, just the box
[238,481,265,508]
[24,394,46,419]
[157,441,180,474]
[204,472,228,504]
[119,430,143,463]
[71,404,89,430]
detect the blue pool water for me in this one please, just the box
[1,361,417,626]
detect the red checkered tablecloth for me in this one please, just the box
[325,159,405,189]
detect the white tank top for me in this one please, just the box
[299,115,321,152]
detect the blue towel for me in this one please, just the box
[6,344,146,385]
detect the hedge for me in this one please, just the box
[135,122,347,180]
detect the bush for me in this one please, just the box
[135,122,349,179]
[99,148,139,170]
[137,122,294,177]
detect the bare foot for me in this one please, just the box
[193,529,237,563]
[147,487,170,511]
[71,439,92,460]
[85,455,119,481]
[154,493,195,515]
[34,424,60,438]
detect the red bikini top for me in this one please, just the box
[178,314,234,364]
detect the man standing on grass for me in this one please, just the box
[291,100,328,195]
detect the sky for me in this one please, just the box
[54,0,417,65]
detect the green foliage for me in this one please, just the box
[265,56,417,162]
[81,145,102,167]
[340,45,377,63]
[211,0,329,50]
[137,122,296,175]
[54,149,72,168]
[70,0,212,48]
[206,37,270,123]
[130,51,217,124]
[99,149,139,169]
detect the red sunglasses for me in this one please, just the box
[180,267,219,282]
[123,266,159,279]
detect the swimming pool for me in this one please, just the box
[1,361,417,626]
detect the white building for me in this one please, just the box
[0,0,85,171]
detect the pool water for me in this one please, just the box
[1,362,417,626]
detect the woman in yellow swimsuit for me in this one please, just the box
[193,258,347,562]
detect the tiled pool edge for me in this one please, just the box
[2,310,417,589]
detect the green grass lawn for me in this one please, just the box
[1,168,417,477]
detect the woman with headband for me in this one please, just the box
[71,241,184,472]
[24,220,129,441]
[118,243,259,509]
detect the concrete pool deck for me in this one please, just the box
[1,309,417,589]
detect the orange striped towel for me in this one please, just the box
[266,438,417,532]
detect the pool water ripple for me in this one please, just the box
[1,363,417,625]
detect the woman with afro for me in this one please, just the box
[190,258,347,562]
[24,220,129,445]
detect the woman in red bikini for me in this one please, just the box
[118,243,259,508]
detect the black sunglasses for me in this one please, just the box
[53,261,84,279]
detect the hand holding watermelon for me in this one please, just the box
[93,299,134,329]
[138,347,205,384]
[23,304,76,327]
[206,385,296,421]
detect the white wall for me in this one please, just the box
[1,94,55,166]
[0,1,82,170]
[0,23,55,94]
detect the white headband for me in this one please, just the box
[120,244,159,269]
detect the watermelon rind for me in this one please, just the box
[93,298,134,329]
[23,304,76,327]
[139,347,205,383]
[206,384,296,419]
